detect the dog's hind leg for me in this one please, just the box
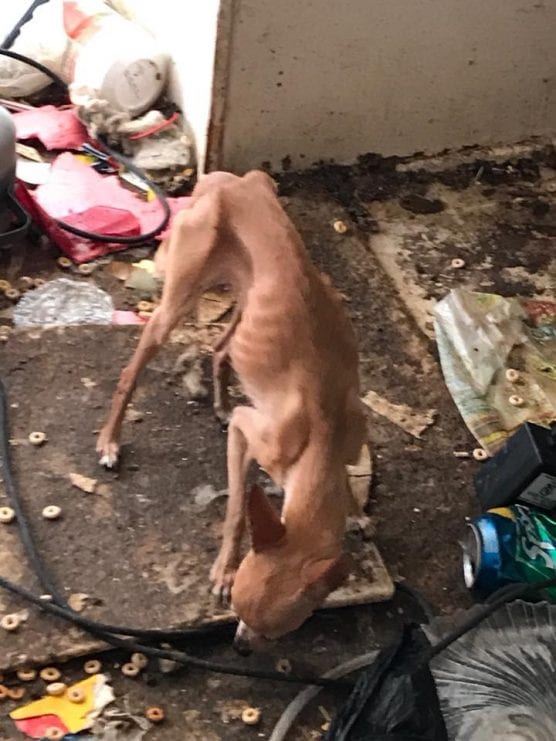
[212,307,241,426]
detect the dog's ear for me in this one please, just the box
[302,554,353,600]
[248,484,286,552]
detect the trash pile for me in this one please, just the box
[2,654,166,739]
[15,147,190,262]
[434,289,556,457]
[432,288,556,599]
[269,596,556,740]
[0,0,194,267]
[0,6,554,736]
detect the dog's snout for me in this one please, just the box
[233,620,256,656]
[233,633,253,657]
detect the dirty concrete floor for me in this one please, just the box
[0,141,554,739]
[0,326,392,672]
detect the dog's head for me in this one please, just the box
[231,485,351,653]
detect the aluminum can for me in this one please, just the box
[463,505,556,599]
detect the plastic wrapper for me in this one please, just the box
[325,626,448,740]
[425,600,556,740]
[0,0,69,98]
[433,290,556,453]
[13,278,113,326]
[327,601,556,741]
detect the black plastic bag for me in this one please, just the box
[325,625,448,741]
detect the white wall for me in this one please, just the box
[210,0,556,172]
[0,1,33,42]
[9,2,550,174]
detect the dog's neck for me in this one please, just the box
[281,448,349,554]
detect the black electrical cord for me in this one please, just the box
[0,47,66,90]
[395,581,436,623]
[0,377,234,640]
[0,576,350,688]
[2,377,555,688]
[0,379,347,687]
[421,576,556,665]
[1,19,554,691]
[1,0,52,50]
[59,139,171,244]
[0,48,171,246]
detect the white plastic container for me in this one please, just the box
[63,0,169,117]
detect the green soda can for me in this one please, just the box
[463,504,556,600]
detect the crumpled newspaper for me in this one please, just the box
[91,704,151,740]
[14,278,113,327]
[434,289,556,453]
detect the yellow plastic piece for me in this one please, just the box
[10,676,98,733]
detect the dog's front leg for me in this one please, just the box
[210,405,268,601]
[97,192,221,467]
[97,308,181,467]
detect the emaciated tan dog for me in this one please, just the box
[96,171,366,652]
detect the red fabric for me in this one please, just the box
[14,714,69,739]
[62,206,141,237]
[12,106,88,151]
[15,154,191,262]
[35,153,190,234]
[112,310,147,325]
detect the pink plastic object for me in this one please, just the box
[14,714,69,739]
[11,105,88,150]
[62,206,141,237]
[15,153,191,262]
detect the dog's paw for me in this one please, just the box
[96,431,120,469]
[213,405,231,430]
[210,556,237,604]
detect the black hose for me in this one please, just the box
[421,576,556,665]
[0,48,66,90]
[0,379,349,687]
[1,0,52,51]
[0,48,171,246]
[1,377,555,685]
[0,575,349,688]
[0,375,239,638]
[395,581,436,623]
[57,137,171,244]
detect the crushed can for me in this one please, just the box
[463,505,556,601]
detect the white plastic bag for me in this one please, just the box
[0,0,70,98]
[64,0,168,117]
[433,288,525,395]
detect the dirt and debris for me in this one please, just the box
[0,140,554,739]
[346,443,373,512]
[196,289,234,324]
[69,473,97,494]
[361,390,437,439]
[68,594,95,613]
[0,328,392,674]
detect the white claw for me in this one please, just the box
[99,454,116,469]
[211,584,231,605]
